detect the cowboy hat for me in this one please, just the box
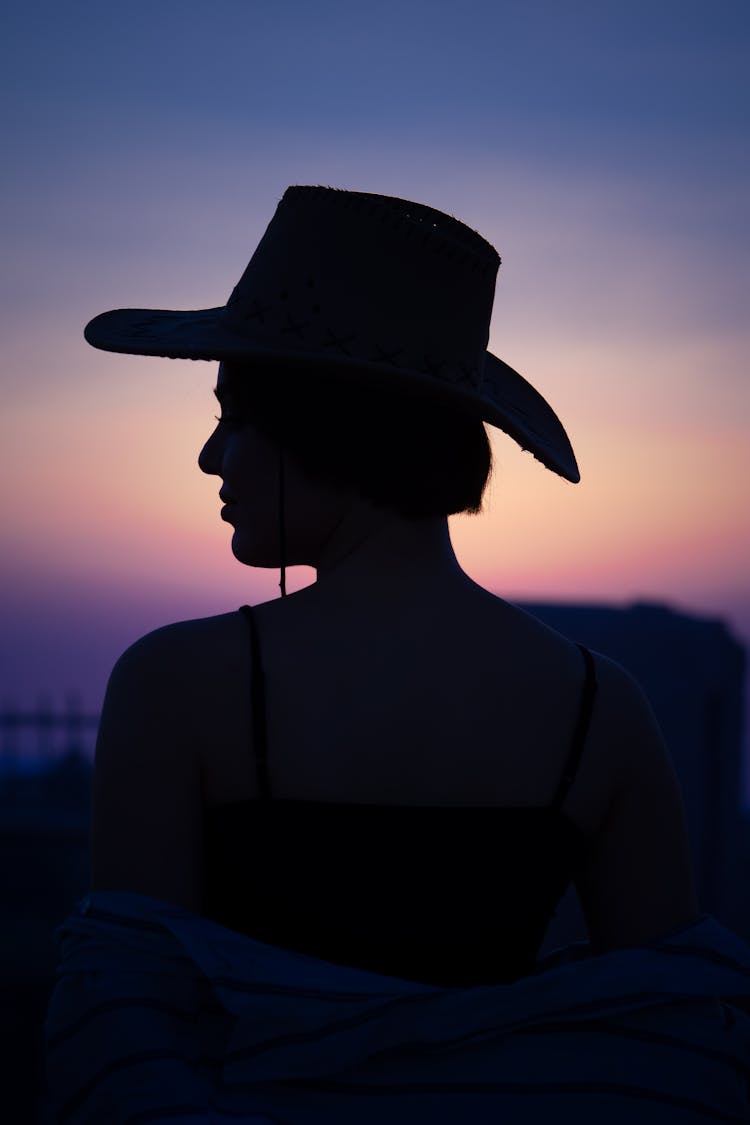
[84,185,580,483]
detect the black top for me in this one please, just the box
[202,605,597,987]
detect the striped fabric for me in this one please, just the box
[44,892,750,1124]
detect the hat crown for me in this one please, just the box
[272,186,500,264]
[220,187,501,392]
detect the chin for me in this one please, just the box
[230,531,279,568]
[231,531,310,569]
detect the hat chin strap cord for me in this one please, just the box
[278,441,287,598]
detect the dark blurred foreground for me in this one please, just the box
[2,601,749,1123]
[1,754,90,1124]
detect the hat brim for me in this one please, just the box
[84,306,580,483]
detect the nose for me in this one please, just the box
[198,423,222,476]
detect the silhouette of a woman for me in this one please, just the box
[84,186,699,974]
[46,188,740,1123]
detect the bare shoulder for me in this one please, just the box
[101,608,256,777]
[576,648,646,744]
[570,648,701,951]
[489,609,702,951]
[495,600,669,766]
[582,648,684,797]
[110,611,248,689]
[91,612,250,910]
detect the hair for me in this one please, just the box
[229,364,493,519]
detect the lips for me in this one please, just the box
[219,490,237,522]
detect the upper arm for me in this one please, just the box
[90,626,205,912]
[573,654,700,953]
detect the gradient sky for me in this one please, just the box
[1,0,749,789]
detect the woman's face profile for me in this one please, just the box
[198,362,353,569]
[198,364,285,567]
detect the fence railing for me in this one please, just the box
[0,703,99,771]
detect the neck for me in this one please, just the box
[312,500,468,601]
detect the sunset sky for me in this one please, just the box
[2,1,748,790]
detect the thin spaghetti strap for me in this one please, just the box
[550,644,598,812]
[238,605,272,801]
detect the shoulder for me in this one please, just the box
[582,649,672,784]
[96,610,255,781]
[112,611,248,676]
[106,611,250,709]
[496,606,683,840]
[91,612,250,910]
[570,649,700,950]
[562,645,685,826]
[98,612,239,741]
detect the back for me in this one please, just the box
[202,603,597,984]
[92,581,700,982]
[200,585,605,817]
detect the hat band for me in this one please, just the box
[220,298,485,393]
